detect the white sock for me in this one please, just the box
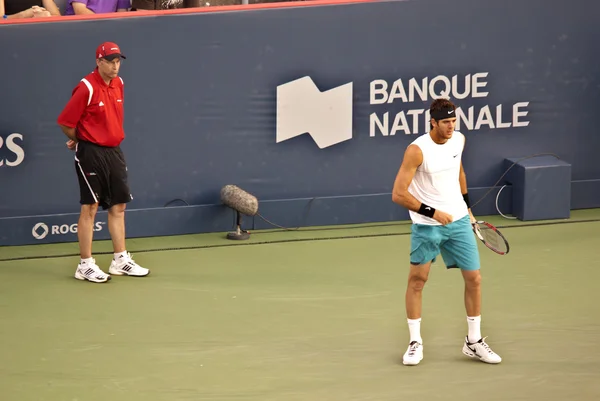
[80,257,94,265]
[407,318,422,344]
[467,315,482,343]
[114,251,127,261]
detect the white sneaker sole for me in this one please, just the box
[108,268,150,277]
[462,344,502,364]
[74,270,111,283]
[402,356,423,366]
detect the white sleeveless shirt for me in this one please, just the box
[407,131,469,225]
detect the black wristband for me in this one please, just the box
[463,193,471,208]
[418,203,436,218]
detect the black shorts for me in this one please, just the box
[74,140,132,210]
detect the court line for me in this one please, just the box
[1,218,599,262]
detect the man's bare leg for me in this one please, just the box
[74,203,111,283]
[460,268,502,363]
[461,269,482,342]
[402,262,431,366]
[78,203,99,259]
[108,203,126,254]
[406,262,432,322]
[106,204,149,277]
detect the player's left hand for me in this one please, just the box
[66,140,77,150]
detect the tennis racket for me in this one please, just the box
[472,220,510,255]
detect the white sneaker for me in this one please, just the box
[108,252,150,277]
[462,336,502,364]
[74,259,111,283]
[403,341,424,366]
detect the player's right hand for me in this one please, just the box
[433,210,453,225]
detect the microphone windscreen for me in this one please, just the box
[220,185,259,216]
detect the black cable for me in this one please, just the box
[163,199,190,207]
[252,220,413,234]
[470,153,561,208]
[255,197,316,231]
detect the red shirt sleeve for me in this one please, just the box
[119,77,125,100]
[57,82,90,128]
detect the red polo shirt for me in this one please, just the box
[57,68,125,147]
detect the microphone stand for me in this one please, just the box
[227,210,250,240]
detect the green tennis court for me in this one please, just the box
[1,210,599,401]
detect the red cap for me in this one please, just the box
[96,42,126,61]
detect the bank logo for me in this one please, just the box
[32,222,49,240]
[276,76,353,149]
[275,72,531,149]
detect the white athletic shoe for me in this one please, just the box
[462,336,502,364]
[403,341,424,366]
[74,259,111,283]
[108,252,150,277]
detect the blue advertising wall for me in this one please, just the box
[1,0,599,246]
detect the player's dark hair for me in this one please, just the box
[429,98,457,129]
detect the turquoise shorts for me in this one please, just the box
[409,215,480,271]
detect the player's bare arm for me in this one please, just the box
[59,125,78,150]
[392,145,453,225]
[59,125,77,141]
[392,144,422,210]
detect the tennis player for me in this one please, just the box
[391,98,502,365]
[57,42,149,283]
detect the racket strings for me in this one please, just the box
[477,225,508,252]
